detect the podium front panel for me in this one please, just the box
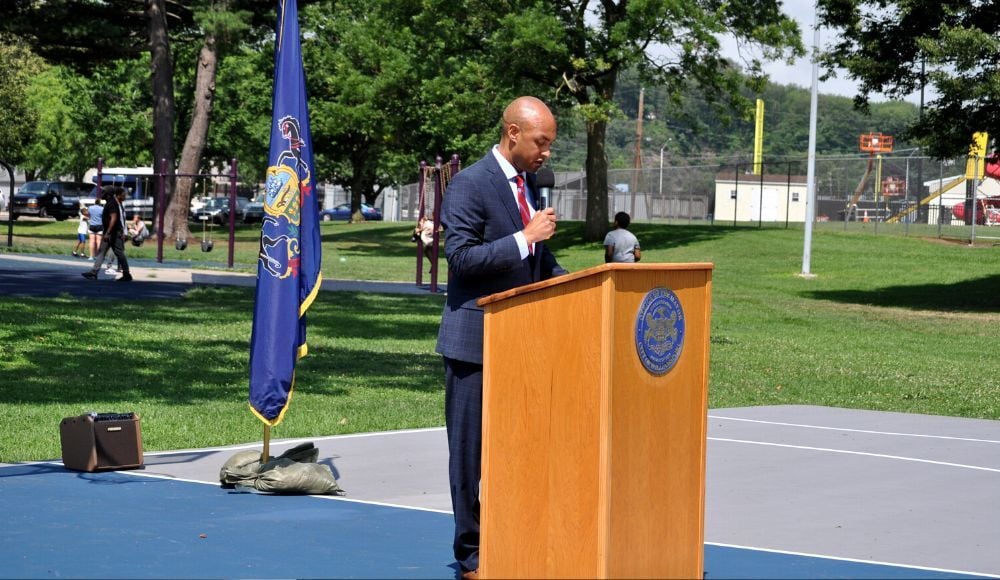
[480,263,712,579]
[606,267,711,578]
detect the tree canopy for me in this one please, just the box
[818,0,1000,157]
[480,0,804,240]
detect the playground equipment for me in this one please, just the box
[199,214,215,252]
[887,132,993,224]
[950,195,1000,226]
[846,132,894,221]
[949,153,1000,226]
[415,155,460,293]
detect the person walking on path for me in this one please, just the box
[435,95,566,579]
[603,211,641,263]
[72,208,89,257]
[82,186,132,282]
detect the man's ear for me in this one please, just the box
[506,122,520,144]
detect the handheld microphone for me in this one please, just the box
[536,167,555,209]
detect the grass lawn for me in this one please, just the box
[1,219,997,462]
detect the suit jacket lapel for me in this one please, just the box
[486,155,524,232]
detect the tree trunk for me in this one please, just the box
[170,35,218,242]
[349,149,377,222]
[583,117,610,242]
[147,0,176,238]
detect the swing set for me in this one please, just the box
[415,155,460,293]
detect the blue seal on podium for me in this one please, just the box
[635,287,685,376]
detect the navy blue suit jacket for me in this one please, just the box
[436,151,566,365]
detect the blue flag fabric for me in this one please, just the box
[249,0,322,426]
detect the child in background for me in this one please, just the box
[72,207,89,257]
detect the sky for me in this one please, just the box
[722,3,922,104]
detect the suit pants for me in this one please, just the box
[444,356,483,573]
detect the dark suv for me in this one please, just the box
[11,181,95,221]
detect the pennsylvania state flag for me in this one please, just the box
[249,0,322,426]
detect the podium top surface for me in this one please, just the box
[477,261,714,307]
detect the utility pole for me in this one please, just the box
[632,87,644,217]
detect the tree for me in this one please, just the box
[485,0,803,241]
[166,4,254,241]
[818,0,1000,158]
[300,0,419,221]
[1,0,278,240]
[298,0,514,221]
[22,60,152,181]
[0,40,43,169]
[204,47,273,185]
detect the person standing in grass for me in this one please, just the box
[72,207,89,257]
[603,211,641,263]
[86,198,104,260]
[82,186,132,282]
[435,96,566,580]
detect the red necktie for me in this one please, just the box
[514,175,533,254]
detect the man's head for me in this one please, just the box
[498,96,557,174]
[614,211,631,229]
[104,186,125,202]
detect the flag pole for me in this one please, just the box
[262,425,271,463]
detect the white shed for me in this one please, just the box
[714,170,808,223]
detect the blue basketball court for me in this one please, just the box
[2,405,997,579]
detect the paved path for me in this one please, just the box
[0,251,442,297]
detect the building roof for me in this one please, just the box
[715,169,807,185]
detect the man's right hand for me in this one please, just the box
[523,207,557,244]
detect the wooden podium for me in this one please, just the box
[477,262,713,579]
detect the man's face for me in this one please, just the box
[509,116,556,174]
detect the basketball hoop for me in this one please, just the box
[860,133,894,154]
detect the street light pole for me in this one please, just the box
[801,7,820,278]
[658,141,671,197]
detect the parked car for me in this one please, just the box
[191,196,250,225]
[190,196,211,214]
[242,196,266,223]
[319,203,383,222]
[10,181,94,221]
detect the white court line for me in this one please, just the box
[708,415,1000,444]
[105,466,454,515]
[141,426,446,457]
[5,459,453,515]
[707,542,1000,579]
[709,437,1000,473]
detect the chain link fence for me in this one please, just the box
[384,154,998,244]
[539,155,1000,244]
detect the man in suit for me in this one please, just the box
[436,96,566,579]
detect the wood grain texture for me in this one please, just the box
[480,264,712,579]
